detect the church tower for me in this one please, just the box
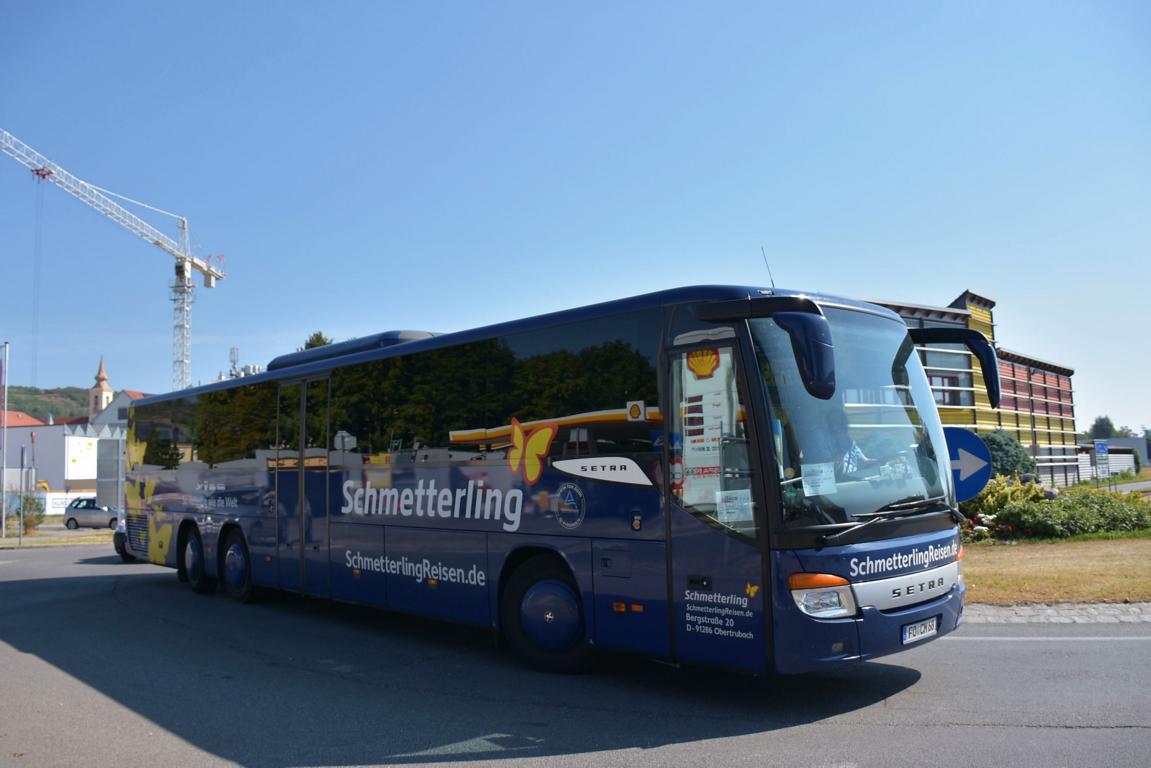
[89,357,115,422]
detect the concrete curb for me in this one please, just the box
[964,603,1151,623]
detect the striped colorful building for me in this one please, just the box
[878,291,1079,487]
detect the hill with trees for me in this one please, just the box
[5,386,88,422]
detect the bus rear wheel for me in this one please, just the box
[181,527,217,594]
[500,556,590,673]
[221,529,254,603]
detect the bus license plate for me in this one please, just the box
[902,616,938,645]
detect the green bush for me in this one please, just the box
[981,429,1037,477]
[21,494,45,531]
[959,476,1047,541]
[960,476,1151,540]
[2,494,46,534]
[995,488,1151,539]
[959,475,1046,518]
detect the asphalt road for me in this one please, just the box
[1,545,1148,768]
[1116,480,1151,494]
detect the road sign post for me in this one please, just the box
[1093,440,1111,489]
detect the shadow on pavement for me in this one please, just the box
[0,564,921,766]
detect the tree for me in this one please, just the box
[4,493,46,534]
[1088,416,1116,439]
[301,331,332,350]
[981,429,1037,478]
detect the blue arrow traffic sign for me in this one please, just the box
[943,427,993,502]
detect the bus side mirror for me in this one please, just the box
[693,297,837,400]
[774,311,836,400]
[907,327,1001,408]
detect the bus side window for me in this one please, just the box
[670,347,758,538]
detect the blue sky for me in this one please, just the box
[1,2,1148,431]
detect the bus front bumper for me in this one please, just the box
[773,582,964,675]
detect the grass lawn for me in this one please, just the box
[963,536,1151,604]
[1073,466,1151,488]
[0,527,114,548]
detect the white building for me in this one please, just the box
[2,359,148,515]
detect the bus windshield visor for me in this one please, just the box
[749,309,954,527]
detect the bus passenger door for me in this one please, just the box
[275,378,331,597]
[667,345,770,673]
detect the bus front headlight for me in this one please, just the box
[788,573,858,619]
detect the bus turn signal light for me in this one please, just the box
[788,573,849,590]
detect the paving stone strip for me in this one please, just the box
[964,603,1151,623]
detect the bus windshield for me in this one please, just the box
[749,308,954,528]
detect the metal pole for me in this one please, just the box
[1,341,8,539]
[17,445,23,546]
[117,430,124,530]
[16,460,22,550]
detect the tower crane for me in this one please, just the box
[0,128,224,390]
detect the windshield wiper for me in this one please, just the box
[817,515,887,546]
[817,495,953,547]
[853,495,948,519]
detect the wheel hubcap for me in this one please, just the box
[520,579,581,651]
[225,543,247,589]
[185,539,200,575]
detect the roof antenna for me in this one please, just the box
[760,246,776,288]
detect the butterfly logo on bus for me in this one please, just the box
[508,418,558,485]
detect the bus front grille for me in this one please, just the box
[125,514,150,552]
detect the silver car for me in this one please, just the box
[63,497,118,530]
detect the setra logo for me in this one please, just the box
[891,575,950,601]
[553,457,653,486]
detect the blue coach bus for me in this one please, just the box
[122,285,999,674]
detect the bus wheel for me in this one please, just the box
[181,527,217,594]
[114,532,136,563]
[500,556,590,672]
[222,529,254,603]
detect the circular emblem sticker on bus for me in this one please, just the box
[554,482,586,530]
